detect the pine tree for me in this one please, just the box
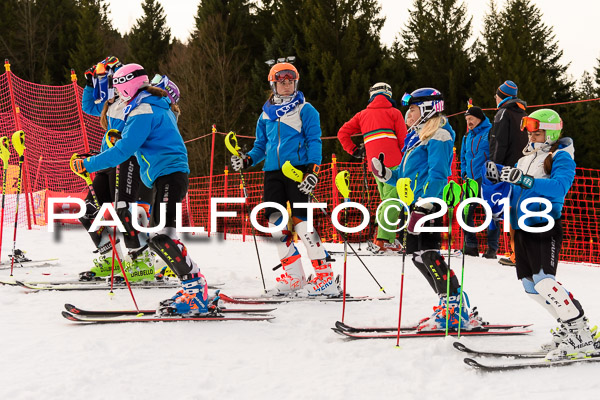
[473,0,573,107]
[68,0,111,85]
[268,0,386,160]
[162,0,259,176]
[401,0,474,120]
[128,0,171,75]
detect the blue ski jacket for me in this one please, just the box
[461,117,491,181]
[385,118,455,200]
[81,86,126,152]
[509,138,575,229]
[83,92,189,188]
[248,96,322,171]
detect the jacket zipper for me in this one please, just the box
[277,119,281,169]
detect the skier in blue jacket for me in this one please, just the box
[79,56,154,283]
[72,63,207,317]
[483,108,597,360]
[460,105,499,258]
[231,61,340,297]
[371,87,484,332]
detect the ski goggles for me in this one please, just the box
[273,69,297,82]
[400,92,443,106]
[520,116,563,132]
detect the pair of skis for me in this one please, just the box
[332,320,533,339]
[62,293,393,324]
[333,321,599,370]
[454,342,600,371]
[62,303,276,323]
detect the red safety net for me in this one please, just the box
[0,64,104,228]
[188,153,600,265]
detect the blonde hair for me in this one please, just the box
[418,115,446,141]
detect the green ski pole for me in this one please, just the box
[457,178,479,338]
[442,180,461,337]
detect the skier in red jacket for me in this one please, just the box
[337,83,407,253]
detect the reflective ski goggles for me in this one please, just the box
[273,69,298,82]
[400,92,443,106]
[520,116,563,132]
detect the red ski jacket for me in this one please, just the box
[337,95,407,167]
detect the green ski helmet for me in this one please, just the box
[521,108,563,144]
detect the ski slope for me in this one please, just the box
[1,227,599,399]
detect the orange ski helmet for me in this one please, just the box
[268,62,299,95]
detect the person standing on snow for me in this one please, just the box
[79,56,154,283]
[460,105,499,259]
[337,82,408,254]
[483,109,597,360]
[231,61,341,297]
[72,63,208,316]
[370,88,484,331]
[489,80,528,266]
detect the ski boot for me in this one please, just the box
[79,240,123,281]
[9,249,31,263]
[266,252,306,296]
[157,274,211,317]
[540,320,568,351]
[371,239,403,254]
[417,291,484,332]
[114,249,155,283]
[298,259,342,297]
[546,314,596,360]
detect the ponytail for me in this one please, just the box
[99,101,109,130]
[543,140,561,175]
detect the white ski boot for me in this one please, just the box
[298,259,341,297]
[546,315,595,360]
[266,253,306,296]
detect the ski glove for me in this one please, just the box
[351,144,366,159]
[485,160,500,184]
[407,201,435,235]
[84,65,96,87]
[500,166,534,189]
[70,156,87,175]
[298,164,320,195]
[370,153,393,183]
[231,153,252,171]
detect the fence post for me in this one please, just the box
[331,154,338,243]
[207,124,216,237]
[71,69,90,154]
[223,165,228,239]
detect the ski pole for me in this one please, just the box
[282,161,386,293]
[225,131,266,293]
[0,137,9,264]
[395,178,414,347]
[70,153,140,312]
[9,131,26,276]
[334,170,351,321]
[457,178,479,338]
[442,180,461,336]
[360,159,372,250]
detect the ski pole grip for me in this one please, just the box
[282,161,303,183]
[0,136,9,169]
[225,131,241,157]
[11,130,25,157]
[396,178,414,206]
[335,170,350,200]
[70,153,93,185]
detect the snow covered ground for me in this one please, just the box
[1,227,599,400]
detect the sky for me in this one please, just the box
[106,0,599,81]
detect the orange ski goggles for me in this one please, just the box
[520,116,562,132]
